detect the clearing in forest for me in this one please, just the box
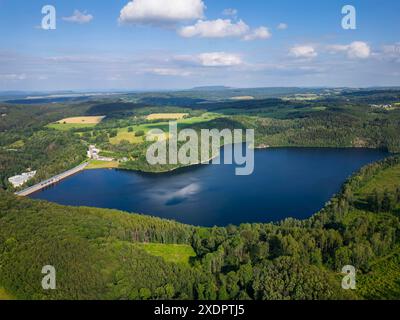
[48,116,106,130]
[137,243,196,266]
[230,96,255,101]
[146,113,188,121]
[56,116,105,124]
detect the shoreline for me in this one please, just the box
[15,162,89,197]
[94,144,392,175]
[17,153,398,229]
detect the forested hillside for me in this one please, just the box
[1,89,400,190]
[1,156,399,300]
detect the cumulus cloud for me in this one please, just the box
[62,10,93,24]
[243,27,271,41]
[328,41,371,59]
[179,19,249,38]
[289,45,318,59]
[277,23,288,30]
[197,52,243,67]
[179,19,271,41]
[119,0,205,25]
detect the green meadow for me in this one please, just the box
[109,113,221,145]
[0,287,14,300]
[357,163,400,196]
[47,122,98,131]
[136,243,196,267]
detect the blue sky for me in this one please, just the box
[0,0,399,91]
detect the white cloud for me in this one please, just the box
[222,8,238,17]
[148,68,192,76]
[62,10,93,24]
[383,43,400,54]
[179,19,249,38]
[0,73,27,80]
[179,19,271,41]
[197,52,243,67]
[289,45,318,59]
[119,0,205,25]
[277,23,288,30]
[381,43,400,62]
[328,41,371,59]
[243,27,271,41]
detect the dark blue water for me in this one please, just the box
[30,147,388,226]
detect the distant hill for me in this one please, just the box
[191,86,232,91]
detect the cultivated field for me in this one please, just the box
[48,116,106,130]
[56,116,105,124]
[109,113,220,145]
[230,96,255,101]
[146,113,188,121]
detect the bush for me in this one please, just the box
[135,130,145,137]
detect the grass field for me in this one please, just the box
[48,122,98,131]
[352,163,400,299]
[137,243,196,266]
[48,116,105,131]
[57,116,105,124]
[358,248,400,299]
[230,96,255,101]
[0,287,13,300]
[109,113,220,145]
[109,129,145,144]
[357,163,400,196]
[146,113,188,120]
[85,160,120,170]
[312,106,327,111]
[7,139,24,149]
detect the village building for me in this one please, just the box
[8,171,37,188]
[87,145,114,162]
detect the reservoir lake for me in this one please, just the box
[30,147,389,226]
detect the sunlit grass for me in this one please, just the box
[48,122,97,131]
[358,248,400,299]
[0,287,14,300]
[85,160,120,170]
[137,243,196,267]
[357,163,400,196]
[109,113,221,145]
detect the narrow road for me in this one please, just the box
[15,162,89,197]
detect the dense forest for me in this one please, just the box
[1,156,399,300]
[0,88,399,300]
[1,89,400,189]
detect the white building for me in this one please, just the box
[8,171,37,188]
[87,145,114,162]
[87,145,100,159]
